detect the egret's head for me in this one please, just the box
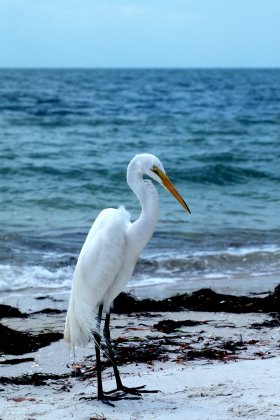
[144,155,166,183]
[130,153,191,214]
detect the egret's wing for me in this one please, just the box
[64,206,131,348]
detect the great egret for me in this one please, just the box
[64,153,190,405]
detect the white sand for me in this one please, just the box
[1,354,280,420]
[0,307,280,420]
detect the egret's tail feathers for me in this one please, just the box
[64,300,99,349]
[64,303,119,371]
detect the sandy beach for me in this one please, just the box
[0,289,280,420]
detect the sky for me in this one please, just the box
[1,0,280,68]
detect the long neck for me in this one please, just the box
[127,166,159,257]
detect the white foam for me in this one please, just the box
[0,264,73,292]
[192,244,280,258]
[129,276,180,287]
[203,273,230,279]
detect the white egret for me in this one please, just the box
[64,153,190,405]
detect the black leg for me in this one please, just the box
[103,312,159,396]
[81,305,141,406]
[94,304,104,402]
[81,304,114,406]
[103,311,123,389]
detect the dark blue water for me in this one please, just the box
[0,69,279,296]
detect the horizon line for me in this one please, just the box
[0,66,280,71]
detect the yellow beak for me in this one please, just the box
[152,167,191,214]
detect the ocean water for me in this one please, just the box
[0,69,279,298]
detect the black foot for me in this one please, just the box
[80,395,115,407]
[80,392,141,407]
[105,384,159,396]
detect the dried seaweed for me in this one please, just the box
[0,304,27,319]
[250,318,280,329]
[0,357,34,365]
[113,285,280,314]
[185,348,232,361]
[0,372,70,386]
[154,319,207,334]
[0,323,63,355]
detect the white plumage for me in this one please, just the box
[64,153,190,404]
[64,206,131,347]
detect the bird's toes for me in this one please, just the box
[100,397,116,407]
[118,385,159,395]
[120,386,142,395]
[79,394,116,406]
[137,388,159,394]
[103,388,118,395]
[79,395,97,402]
[96,388,142,399]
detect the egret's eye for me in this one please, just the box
[151,166,161,176]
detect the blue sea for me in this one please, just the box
[0,69,279,298]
